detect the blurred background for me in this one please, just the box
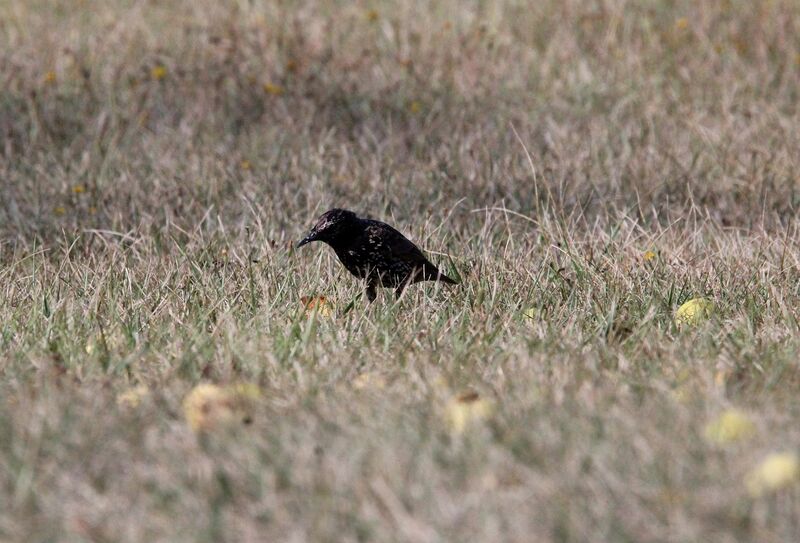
[2,0,799,245]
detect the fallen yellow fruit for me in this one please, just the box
[301,296,333,317]
[444,391,494,434]
[263,82,284,95]
[150,65,167,80]
[675,297,714,327]
[704,409,755,445]
[116,385,149,409]
[352,372,387,390]
[183,384,236,432]
[183,382,261,432]
[745,452,800,497]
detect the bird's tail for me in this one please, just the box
[421,263,459,285]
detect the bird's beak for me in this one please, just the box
[297,232,316,248]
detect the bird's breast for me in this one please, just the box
[334,247,369,278]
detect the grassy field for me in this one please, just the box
[2,1,800,541]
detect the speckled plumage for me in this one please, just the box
[297,208,458,301]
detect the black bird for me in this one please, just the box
[297,208,459,302]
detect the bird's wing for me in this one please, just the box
[364,221,430,265]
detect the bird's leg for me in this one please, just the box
[365,282,377,303]
[395,270,418,300]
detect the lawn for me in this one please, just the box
[2,1,800,541]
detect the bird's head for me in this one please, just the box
[297,208,359,248]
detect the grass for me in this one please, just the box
[2,0,800,541]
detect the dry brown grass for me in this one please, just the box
[2,1,800,542]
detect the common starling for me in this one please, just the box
[297,208,459,302]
